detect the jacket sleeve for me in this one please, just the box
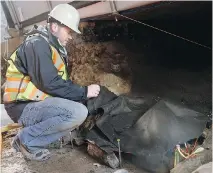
[19,37,87,101]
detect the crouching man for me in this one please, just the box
[3,4,100,161]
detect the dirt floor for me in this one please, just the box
[1,128,146,173]
[1,144,145,173]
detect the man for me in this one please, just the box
[3,4,100,161]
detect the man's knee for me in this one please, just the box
[49,98,88,126]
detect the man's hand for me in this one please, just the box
[87,84,100,98]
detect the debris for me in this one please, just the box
[1,123,22,133]
[1,123,22,154]
[93,163,101,167]
[69,131,74,149]
[60,137,63,149]
[87,142,119,169]
[73,137,85,146]
[171,129,212,173]
[103,152,119,169]
[99,73,131,95]
[117,139,122,168]
[191,162,212,173]
[114,169,129,173]
[174,148,180,167]
[87,142,105,160]
[1,127,20,152]
[193,147,205,155]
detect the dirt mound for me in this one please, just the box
[67,34,132,95]
[99,73,131,95]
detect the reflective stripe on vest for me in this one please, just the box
[3,43,68,103]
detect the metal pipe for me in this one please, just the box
[78,1,160,19]
[7,1,21,29]
[78,1,111,19]
[46,0,52,11]
[115,1,161,12]
[1,1,15,28]
[117,139,122,168]
[109,0,117,14]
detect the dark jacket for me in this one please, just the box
[4,25,87,122]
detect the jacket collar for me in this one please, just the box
[25,25,68,58]
[47,26,68,57]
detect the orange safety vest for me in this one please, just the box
[3,35,68,103]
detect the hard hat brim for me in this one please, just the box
[73,28,81,34]
[48,4,81,34]
[48,14,81,34]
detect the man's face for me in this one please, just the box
[51,23,72,46]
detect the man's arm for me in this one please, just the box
[19,37,87,101]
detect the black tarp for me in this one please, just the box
[84,87,209,172]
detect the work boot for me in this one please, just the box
[11,135,50,161]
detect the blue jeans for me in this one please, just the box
[17,97,88,151]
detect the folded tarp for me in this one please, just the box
[85,87,209,172]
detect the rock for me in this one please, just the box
[114,169,129,173]
[93,163,101,167]
[99,73,131,95]
[87,143,119,169]
[170,129,212,173]
[103,152,119,169]
[73,137,85,146]
[191,162,212,173]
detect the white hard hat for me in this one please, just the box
[48,4,81,34]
